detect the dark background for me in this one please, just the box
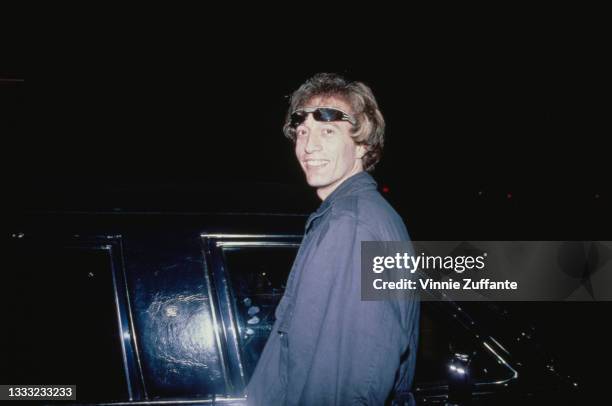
[3,22,610,402]
[4,29,609,240]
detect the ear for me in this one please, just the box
[356,144,367,160]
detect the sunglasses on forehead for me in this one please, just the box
[289,107,357,128]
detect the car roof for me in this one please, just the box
[11,210,308,238]
[12,181,317,235]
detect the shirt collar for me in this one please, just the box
[304,171,378,232]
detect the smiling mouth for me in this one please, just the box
[304,159,329,168]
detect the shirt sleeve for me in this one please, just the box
[285,213,419,405]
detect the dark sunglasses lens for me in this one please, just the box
[290,111,307,128]
[315,108,344,122]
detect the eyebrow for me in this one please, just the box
[297,122,341,130]
[322,122,341,130]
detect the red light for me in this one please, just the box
[507,193,512,199]
[382,186,390,193]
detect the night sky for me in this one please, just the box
[3,26,609,239]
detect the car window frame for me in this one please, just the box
[201,233,302,397]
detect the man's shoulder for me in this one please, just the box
[331,189,399,221]
[330,190,409,240]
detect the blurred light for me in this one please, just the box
[382,186,390,193]
[449,364,466,375]
[247,316,260,325]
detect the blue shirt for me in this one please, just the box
[247,172,420,405]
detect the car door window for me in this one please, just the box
[221,245,297,380]
[4,239,129,402]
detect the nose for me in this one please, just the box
[303,115,322,154]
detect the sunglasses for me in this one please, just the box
[289,107,357,128]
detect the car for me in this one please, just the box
[4,209,581,405]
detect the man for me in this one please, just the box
[247,73,419,405]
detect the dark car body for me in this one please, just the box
[4,211,580,405]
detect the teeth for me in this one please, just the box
[305,160,328,167]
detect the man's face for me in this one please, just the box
[294,96,366,200]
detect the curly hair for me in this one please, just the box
[283,73,385,172]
